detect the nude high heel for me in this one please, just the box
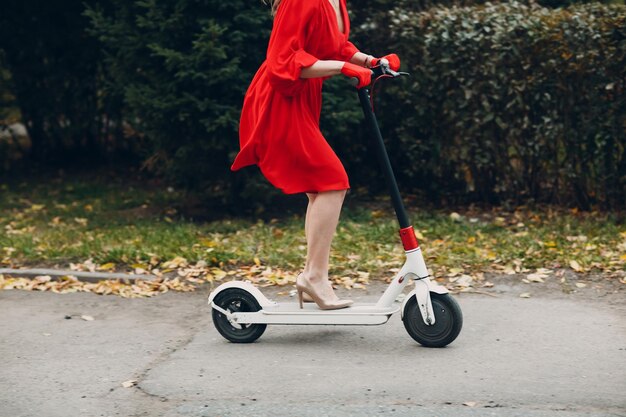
[296,274,352,310]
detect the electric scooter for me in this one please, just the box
[208,62,463,347]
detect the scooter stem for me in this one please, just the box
[357,87,410,229]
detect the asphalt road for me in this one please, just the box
[1,278,625,417]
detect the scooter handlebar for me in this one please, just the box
[350,62,409,88]
[371,61,409,79]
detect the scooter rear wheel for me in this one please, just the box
[212,288,267,343]
[402,292,462,347]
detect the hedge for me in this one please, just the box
[371,1,626,208]
[28,0,624,210]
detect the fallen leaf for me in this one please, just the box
[74,217,88,226]
[569,260,583,272]
[99,262,115,271]
[121,379,137,388]
[526,273,546,283]
[463,402,477,407]
[447,267,464,277]
[162,256,188,269]
[456,275,473,287]
[519,293,531,298]
[81,315,95,321]
[575,282,587,288]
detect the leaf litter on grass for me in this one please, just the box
[1,180,625,298]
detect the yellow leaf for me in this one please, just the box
[199,238,217,247]
[569,260,583,272]
[619,254,626,261]
[254,257,261,267]
[467,236,476,244]
[544,241,557,248]
[99,262,115,271]
[447,267,464,277]
[30,204,45,211]
[211,268,227,280]
[161,256,187,269]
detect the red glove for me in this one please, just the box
[371,53,401,71]
[341,62,372,89]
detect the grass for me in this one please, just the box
[1,173,625,284]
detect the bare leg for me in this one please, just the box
[305,192,318,243]
[300,189,351,304]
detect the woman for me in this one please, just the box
[231,0,400,310]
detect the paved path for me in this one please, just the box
[1,279,625,417]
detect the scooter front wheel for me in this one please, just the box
[403,292,463,347]
[212,288,267,343]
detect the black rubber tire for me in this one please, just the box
[402,292,463,348]
[211,288,267,343]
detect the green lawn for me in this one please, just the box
[1,174,625,292]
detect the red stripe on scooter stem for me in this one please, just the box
[399,226,419,251]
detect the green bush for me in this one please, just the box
[84,0,624,209]
[374,1,626,208]
[85,0,273,204]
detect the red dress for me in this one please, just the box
[231,0,360,194]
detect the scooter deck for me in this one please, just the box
[230,302,401,326]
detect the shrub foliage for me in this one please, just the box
[85,0,272,199]
[1,0,624,209]
[379,1,625,207]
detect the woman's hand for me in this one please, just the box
[340,62,372,89]
[371,53,401,71]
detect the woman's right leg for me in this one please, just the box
[304,190,345,281]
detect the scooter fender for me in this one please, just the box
[400,279,449,322]
[208,281,276,309]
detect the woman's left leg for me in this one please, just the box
[298,189,352,309]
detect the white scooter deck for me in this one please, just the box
[228,302,401,325]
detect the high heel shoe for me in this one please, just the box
[296,274,353,310]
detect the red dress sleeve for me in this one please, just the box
[339,40,359,62]
[266,0,320,96]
